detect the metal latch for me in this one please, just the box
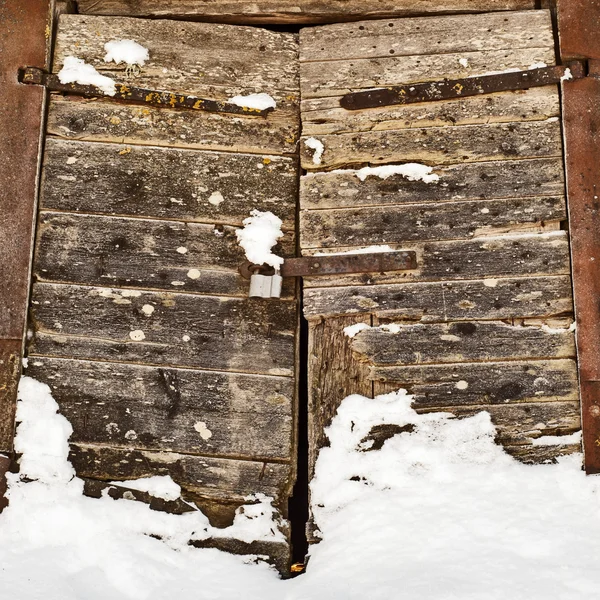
[240,251,417,298]
[19,67,273,117]
[340,61,586,110]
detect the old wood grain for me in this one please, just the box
[47,95,299,156]
[301,87,559,137]
[29,283,296,376]
[76,1,537,24]
[300,157,564,210]
[352,321,576,366]
[300,10,552,62]
[69,443,292,505]
[41,139,298,228]
[300,47,555,99]
[300,120,562,170]
[53,15,299,95]
[302,232,571,289]
[34,212,295,298]
[303,275,573,319]
[300,196,566,248]
[27,357,293,460]
[504,442,582,464]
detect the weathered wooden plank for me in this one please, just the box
[70,444,292,506]
[27,357,293,460]
[41,139,297,228]
[300,47,555,99]
[302,232,571,289]
[301,87,559,136]
[352,321,576,366]
[300,10,553,62]
[301,196,566,249]
[29,283,296,376]
[504,442,581,465]
[53,15,299,95]
[47,95,299,156]
[76,1,537,24]
[303,275,573,319]
[0,340,21,453]
[34,212,295,298]
[371,359,579,407]
[301,157,564,210]
[300,120,562,170]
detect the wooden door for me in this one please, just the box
[299,9,581,539]
[25,14,300,568]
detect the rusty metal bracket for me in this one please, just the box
[239,251,417,280]
[19,67,273,117]
[340,62,585,110]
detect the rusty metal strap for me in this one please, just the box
[19,67,272,117]
[340,62,585,110]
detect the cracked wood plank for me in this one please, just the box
[34,212,295,298]
[300,120,562,170]
[300,196,566,248]
[352,320,576,365]
[29,283,296,376]
[76,1,537,24]
[26,357,293,460]
[302,233,570,289]
[303,275,573,319]
[41,139,297,228]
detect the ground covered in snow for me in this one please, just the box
[1,378,600,599]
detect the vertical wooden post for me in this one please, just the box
[558,0,600,473]
[0,0,51,457]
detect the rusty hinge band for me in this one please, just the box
[340,62,586,110]
[19,67,273,117]
[239,251,417,279]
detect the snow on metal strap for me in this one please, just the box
[18,67,273,117]
[340,62,586,111]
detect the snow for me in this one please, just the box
[109,476,181,502]
[531,431,582,446]
[4,379,600,600]
[355,163,439,183]
[459,57,470,68]
[304,137,325,165]
[562,68,573,81]
[236,210,284,270]
[343,323,370,338]
[228,93,277,110]
[529,62,548,69]
[315,244,394,257]
[58,56,117,96]
[104,40,149,66]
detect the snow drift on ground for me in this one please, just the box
[1,379,600,600]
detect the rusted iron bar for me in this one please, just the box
[340,63,584,110]
[0,0,51,463]
[561,73,600,474]
[239,252,417,279]
[19,67,273,117]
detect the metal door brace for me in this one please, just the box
[340,61,587,110]
[19,67,273,117]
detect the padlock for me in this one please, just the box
[270,272,283,298]
[249,273,272,298]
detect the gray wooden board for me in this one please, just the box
[371,359,579,407]
[53,15,299,96]
[300,120,562,170]
[29,283,296,377]
[41,139,298,228]
[76,1,537,24]
[505,442,581,464]
[352,321,576,365]
[300,196,566,248]
[300,47,555,99]
[300,157,564,210]
[68,443,292,504]
[26,357,293,460]
[301,232,571,289]
[34,212,295,298]
[303,275,573,319]
[301,87,559,136]
[299,10,553,62]
[47,96,299,156]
